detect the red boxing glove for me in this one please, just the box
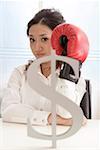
[51,23,89,63]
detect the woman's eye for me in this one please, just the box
[29,38,35,43]
[41,37,49,42]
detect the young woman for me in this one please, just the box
[1,9,87,125]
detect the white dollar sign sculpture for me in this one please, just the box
[27,50,83,148]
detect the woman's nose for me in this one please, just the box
[35,41,42,51]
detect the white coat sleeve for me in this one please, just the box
[1,68,50,125]
[75,77,86,105]
[56,77,86,118]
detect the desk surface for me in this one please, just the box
[0,119,100,150]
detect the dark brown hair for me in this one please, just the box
[27,8,65,35]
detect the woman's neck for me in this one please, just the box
[40,61,51,78]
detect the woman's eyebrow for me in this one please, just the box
[29,33,47,37]
[28,34,34,37]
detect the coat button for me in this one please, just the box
[42,119,45,123]
[33,118,37,121]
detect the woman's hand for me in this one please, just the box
[47,113,72,126]
[48,113,87,126]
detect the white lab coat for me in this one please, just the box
[1,61,86,125]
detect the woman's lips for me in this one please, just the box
[36,53,45,58]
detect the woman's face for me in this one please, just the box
[28,24,52,58]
